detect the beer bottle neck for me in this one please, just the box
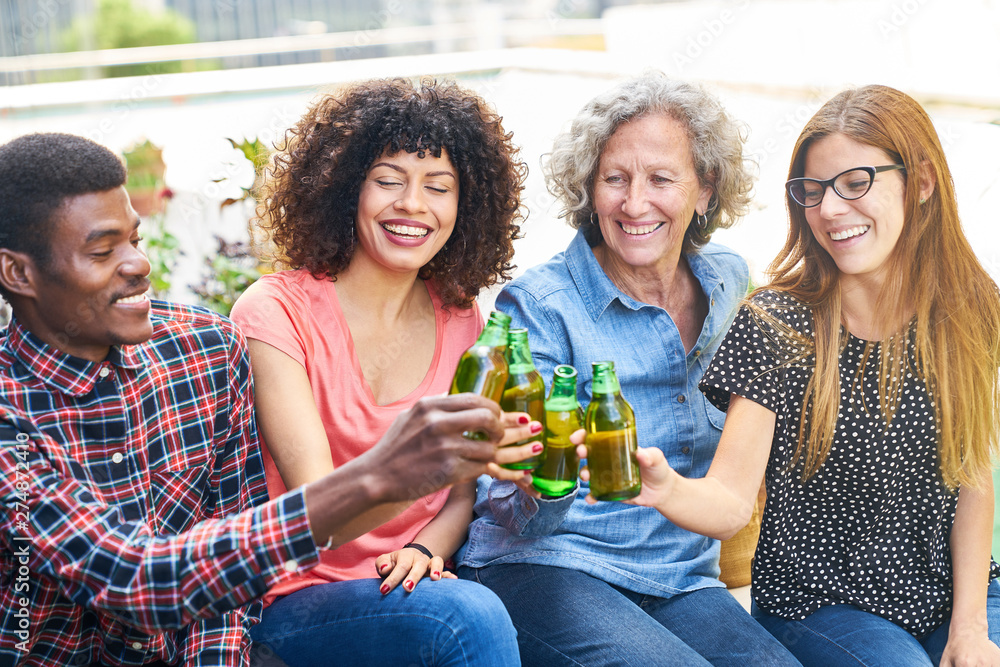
[591,369,621,396]
[506,340,535,374]
[546,377,579,410]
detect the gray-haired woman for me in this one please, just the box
[457,72,799,666]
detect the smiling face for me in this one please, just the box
[353,147,459,275]
[592,113,712,275]
[23,186,152,362]
[802,133,907,287]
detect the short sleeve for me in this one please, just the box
[230,274,310,367]
[699,295,805,414]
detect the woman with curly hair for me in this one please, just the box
[230,77,533,666]
[457,72,798,665]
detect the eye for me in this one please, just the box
[651,174,672,185]
[425,185,449,194]
[374,179,402,188]
[603,174,624,184]
[132,235,144,246]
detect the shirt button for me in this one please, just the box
[694,350,701,357]
[283,559,299,573]
[111,452,124,464]
[681,446,691,454]
[99,366,111,378]
[677,394,686,403]
[711,299,715,306]
[131,641,142,650]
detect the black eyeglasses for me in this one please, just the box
[786,164,906,208]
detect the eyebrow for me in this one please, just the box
[370,162,456,179]
[84,219,141,244]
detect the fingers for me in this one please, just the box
[510,472,542,499]
[575,443,588,460]
[426,556,446,581]
[493,440,544,467]
[379,548,432,594]
[569,428,586,445]
[497,413,543,447]
[375,552,396,579]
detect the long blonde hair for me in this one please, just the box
[765,85,1000,489]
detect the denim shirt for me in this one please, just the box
[459,230,749,597]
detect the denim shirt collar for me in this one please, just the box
[565,230,729,322]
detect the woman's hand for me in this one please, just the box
[488,411,543,498]
[574,429,677,507]
[374,546,456,595]
[939,629,1000,666]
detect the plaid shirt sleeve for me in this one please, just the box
[0,410,319,637]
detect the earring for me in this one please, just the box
[590,211,599,226]
[919,197,926,205]
[696,212,708,230]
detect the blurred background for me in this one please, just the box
[3,0,1000,540]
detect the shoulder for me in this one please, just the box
[696,241,750,284]
[148,300,246,356]
[743,289,815,341]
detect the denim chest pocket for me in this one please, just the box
[704,398,727,431]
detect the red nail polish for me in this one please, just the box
[404,581,414,591]
[530,423,542,434]
[380,584,390,594]
[379,563,388,572]
[518,415,530,425]
[432,571,441,578]
[532,443,543,453]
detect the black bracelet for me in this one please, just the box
[402,542,434,559]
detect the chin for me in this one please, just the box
[111,322,155,347]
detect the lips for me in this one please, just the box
[111,281,151,305]
[829,225,870,241]
[381,222,429,238]
[617,221,664,236]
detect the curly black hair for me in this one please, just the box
[257,77,527,308]
[0,133,127,266]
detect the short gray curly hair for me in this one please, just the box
[543,71,754,252]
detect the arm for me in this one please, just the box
[940,474,1000,666]
[578,394,774,540]
[374,480,476,593]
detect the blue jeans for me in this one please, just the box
[752,580,1000,666]
[459,563,800,667]
[249,578,520,667]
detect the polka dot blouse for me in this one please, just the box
[699,290,1000,637]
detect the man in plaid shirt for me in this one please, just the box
[0,133,532,667]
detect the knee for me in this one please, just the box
[442,580,516,633]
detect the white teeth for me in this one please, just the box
[621,222,662,236]
[116,293,148,304]
[829,226,870,241]
[383,223,428,238]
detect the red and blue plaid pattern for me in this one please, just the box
[0,301,318,666]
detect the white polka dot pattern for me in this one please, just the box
[699,290,1000,636]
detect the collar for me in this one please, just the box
[4,316,146,397]
[564,230,728,322]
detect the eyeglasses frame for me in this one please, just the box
[786,164,906,208]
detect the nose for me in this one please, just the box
[620,181,649,218]
[394,182,427,214]
[817,184,848,218]
[124,243,152,278]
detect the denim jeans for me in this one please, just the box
[459,563,800,667]
[249,578,520,667]
[752,579,1000,666]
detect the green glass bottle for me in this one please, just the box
[449,310,511,440]
[532,364,583,496]
[584,361,640,501]
[499,329,545,469]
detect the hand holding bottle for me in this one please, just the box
[574,433,678,508]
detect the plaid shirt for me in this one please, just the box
[0,301,319,667]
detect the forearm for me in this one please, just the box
[655,469,756,540]
[410,481,475,559]
[949,478,994,635]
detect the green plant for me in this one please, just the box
[191,237,263,317]
[142,211,182,299]
[218,137,273,208]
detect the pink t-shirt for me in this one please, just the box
[230,269,483,604]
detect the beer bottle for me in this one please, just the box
[449,310,511,440]
[584,361,640,501]
[533,364,583,496]
[499,329,545,469]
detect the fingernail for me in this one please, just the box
[523,470,532,476]
[379,564,388,572]
[530,423,542,434]
[404,581,414,591]
[432,571,440,578]
[380,584,390,595]
[518,415,530,425]
[532,443,543,453]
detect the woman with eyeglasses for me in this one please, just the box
[590,85,1000,665]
